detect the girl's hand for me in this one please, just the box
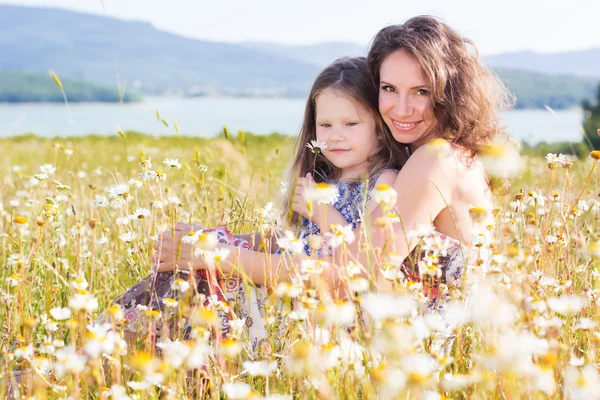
[292,172,314,219]
[173,222,204,232]
[152,228,206,272]
[292,173,327,227]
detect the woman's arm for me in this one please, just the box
[326,143,454,265]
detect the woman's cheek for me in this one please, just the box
[378,94,393,114]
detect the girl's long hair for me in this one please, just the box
[284,56,409,226]
[367,16,513,159]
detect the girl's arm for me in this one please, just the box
[154,147,451,290]
[153,235,348,294]
[171,223,280,253]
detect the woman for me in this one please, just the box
[154,15,509,300]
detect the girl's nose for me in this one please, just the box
[328,129,344,142]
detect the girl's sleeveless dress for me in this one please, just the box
[95,171,465,349]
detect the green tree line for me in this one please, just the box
[0,71,139,103]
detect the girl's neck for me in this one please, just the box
[337,165,370,181]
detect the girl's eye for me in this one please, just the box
[381,85,395,93]
[416,89,430,96]
[320,124,331,128]
[346,122,358,127]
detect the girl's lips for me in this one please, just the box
[390,118,421,132]
[330,149,350,153]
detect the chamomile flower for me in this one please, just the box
[49,307,72,321]
[162,298,179,308]
[130,207,151,220]
[242,360,278,377]
[300,259,328,275]
[171,279,190,293]
[277,230,305,254]
[40,164,56,175]
[68,290,98,312]
[362,293,415,320]
[106,183,129,198]
[202,248,231,268]
[184,230,219,250]
[163,158,182,169]
[371,184,398,211]
[119,232,137,243]
[547,295,586,317]
[325,223,355,247]
[302,182,339,205]
[306,139,328,154]
[564,365,600,399]
[223,382,251,399]
[481,138,523,177]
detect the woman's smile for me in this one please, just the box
[390,118,422,132]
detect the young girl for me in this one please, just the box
[97,56,406,349]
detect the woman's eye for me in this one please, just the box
[381,85,395,93]
[416,89,430,96]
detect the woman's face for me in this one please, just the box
[378,49,436,150]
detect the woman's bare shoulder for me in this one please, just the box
[407,139,468,177]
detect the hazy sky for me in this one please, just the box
[3,0,600,55]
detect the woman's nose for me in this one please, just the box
[393,95,413,118]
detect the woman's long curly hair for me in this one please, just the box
[284,57,409,227]
[367,16,514,159]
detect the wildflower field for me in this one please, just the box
[2,132,600,399]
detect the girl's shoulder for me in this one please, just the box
[368,168,399,190]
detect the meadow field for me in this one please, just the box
[2,132,600,399]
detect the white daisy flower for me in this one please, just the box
[306,139,328,154]
[163,158,182,169]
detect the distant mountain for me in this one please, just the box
[0,70,139,103]
[484,49,600,78]
[0,4,598,109]
[0,4,320,96]
[241,42,599,109]
[241,41,368,68]
[495,69,597,109]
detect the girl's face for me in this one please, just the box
[315,88,379,180]
[378,49,436,150]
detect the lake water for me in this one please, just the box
[0,96,586,144]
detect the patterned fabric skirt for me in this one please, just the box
[401,231,465,307]
[95,227,268,351]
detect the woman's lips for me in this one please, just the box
[391,118,421,132]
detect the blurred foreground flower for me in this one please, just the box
[371,184,398,212]
[481,138,523,177]
[302,182,339,205]
[547,295,586,317]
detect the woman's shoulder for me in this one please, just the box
[410,139,476,172]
